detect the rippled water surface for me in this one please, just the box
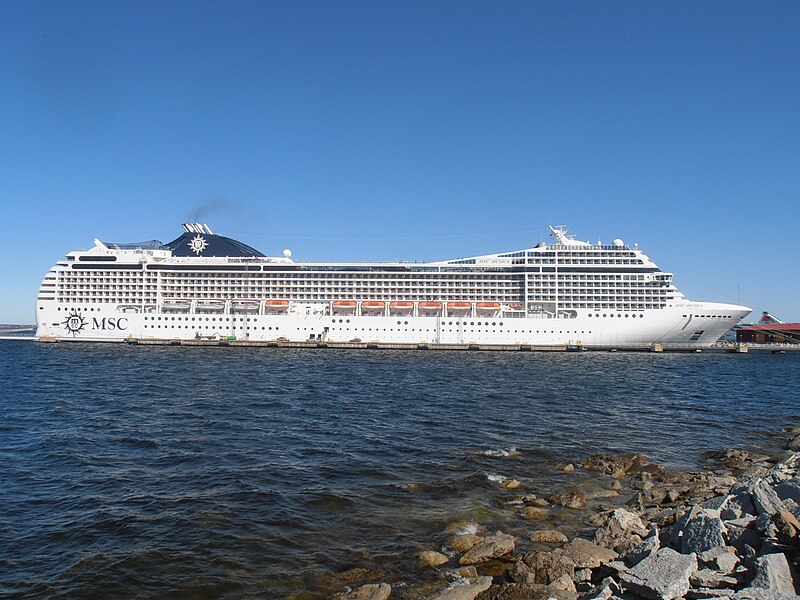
[1,342,798,598]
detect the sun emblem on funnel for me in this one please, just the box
[62,310,87,336]
[188,234,208,255]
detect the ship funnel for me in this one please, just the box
[182,223,214,234]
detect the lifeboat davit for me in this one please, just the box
[361,301,386,315]
[476,302,501,315]
[418,301,442,315]
[389,301,414,315]
[447,302,472,315]
[332,300,357,314]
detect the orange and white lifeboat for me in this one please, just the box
[332,300,357,314]
[360,301,386,315]
[418,301,442,315]
[508,304,524,311]
[447,301,472,315]
[476,302,501,315]
[389,301,414,315]
[265,299,290,313]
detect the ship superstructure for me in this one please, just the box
[35,224,751,347]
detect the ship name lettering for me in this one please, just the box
[92,317,128,331]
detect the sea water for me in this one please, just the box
[1,343,797,598]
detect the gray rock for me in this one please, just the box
[731,590,799,600]
[549,573,576,592]
[690,569,738,589]
[474,583,578,600]
[725,524,763,554]
[672,505,703,548]
[775,478,800,504]
[620,547,697,600]
[459,531,515,565]
[723,489,756,519]
[620,528,660,567]
[725,516,757,528]
[581,577,620,600]
[748,553,798,595]
[681,509,728,554]
[686,589,736,599]
[561,538,618,569]
[703,495,731,511]
[431,576,493,600]
[594,508,648,549]
[753,480,785,517]
[574,568,592,582]
[529,529,569,544]
[514,551,574,585]
[332,583,392,600]
[606,560,627,574]
[698,546,739,574]
[755,513,779,538]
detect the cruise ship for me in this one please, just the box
[35,224,751,348]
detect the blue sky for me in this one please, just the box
[1,1,798,324]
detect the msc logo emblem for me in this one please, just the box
[188,234,208,255]
[61,311,129,335]
[63,310,87,336]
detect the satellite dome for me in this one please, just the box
[613,239,625,247]
[282,249,292,258]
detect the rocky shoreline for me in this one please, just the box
[324,429,800,600]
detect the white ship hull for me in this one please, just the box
[36,301,749,348]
